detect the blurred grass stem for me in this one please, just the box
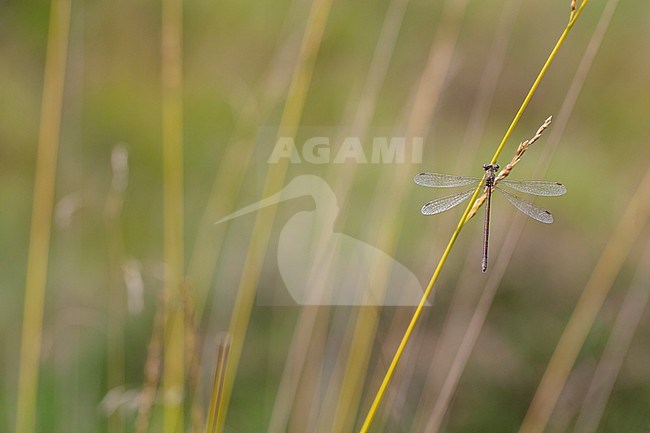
[205,335,231,433]
[268,1,411,430]
[358,2,590,431]
[161,0,186,430]
[15,1,71,432]
[517,171,650,433]
[215,0,333,431]
[325,0,469,430]
[473,0,591,176]
[187,0,306,326]
[105,145,129,433]
[573,239,650,433]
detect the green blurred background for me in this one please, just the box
[2,0,650,432]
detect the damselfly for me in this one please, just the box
[414,163,566,272]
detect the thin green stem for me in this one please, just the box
[206,336,231,433]
[358,2,590,432]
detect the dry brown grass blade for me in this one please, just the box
[134,282,201,433]
[570,0,578,20]
[495,116,553,181]
[182,282,203,433]
[466,116,553,221]
[135,293,167,433]
[15,1,71,432]
[518,167,650,433]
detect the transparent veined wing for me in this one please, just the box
[499,179,566,196]
[496,187,554,223]
[421,188,475,215]
[414,172,480,188]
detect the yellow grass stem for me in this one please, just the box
[410,1,521,427]
[320,0,472,430]
[161,0,185,430]
[214,0,333,431]
[328,206,418,432]
[324,0,470,430]
[357,202,469,433]
[205,335,232,433]
[358,2,590,432]
[478,0,591,175]
[420,0,617,429]
[15,1,71,432]
[409,4,522,424]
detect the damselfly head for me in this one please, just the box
[483,163,499,171]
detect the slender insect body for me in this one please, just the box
[482,163,499,272]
